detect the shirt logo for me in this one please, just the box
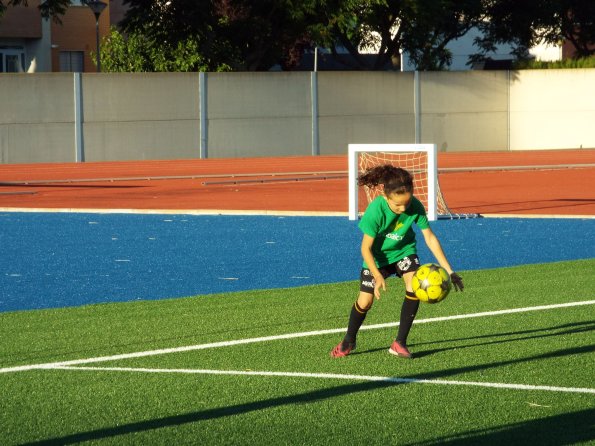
[386,233,404,241]
[386,221,404,241]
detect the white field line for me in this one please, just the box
[0,207,348,217]
[480,213,594,220]
[2,207,592,219]
[50,365,595,395]
[1,300,594,375]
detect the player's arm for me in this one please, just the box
[421,227,464,291]
[361,234,385,299]
[420,227,453,274]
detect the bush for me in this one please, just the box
[514,55,595,69]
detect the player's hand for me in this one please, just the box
[450,272,464,291]
[373,275,386,299]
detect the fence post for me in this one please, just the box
[74,72,84,162]
[199,71,208,159]
[414,70,421,144]
[311,71,319,156]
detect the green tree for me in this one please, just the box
[305,0,404,69]
[120,0,314,71]
[98,26,232,72]
[400,0,486,70]
[476,0,595,62]
[306,0,486,71]
[117,0,488,71]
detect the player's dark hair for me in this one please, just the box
[358,165,413,195]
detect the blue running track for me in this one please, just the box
[0,212,593,312]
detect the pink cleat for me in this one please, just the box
[388,340,413,359]
[330,342,356,358]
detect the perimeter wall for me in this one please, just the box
[0,69,594,163]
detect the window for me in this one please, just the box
[59,51,84,72]
[0,48,26,72]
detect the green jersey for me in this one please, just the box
[358,195,430,268]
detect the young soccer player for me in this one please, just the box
[331,165,464,359]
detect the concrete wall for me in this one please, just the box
[510,69,595,150]
[206,72,312,157]
[81,72,200,161]
[0,69,593,163]
[0,73,74,163]
[318,71,415,153]
[420,71,509,152]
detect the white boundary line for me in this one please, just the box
[1,300,594,374]
[0,207,348,217]
[0,207,593,219]
[480,213,594,219]
[49,365,595,395]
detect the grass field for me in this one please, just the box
[1,259,594,445]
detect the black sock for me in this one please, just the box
[396,296,420,345]
[342,301,369,348]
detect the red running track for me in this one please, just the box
[0,150,593,217]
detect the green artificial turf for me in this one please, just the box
[1,259,594,445]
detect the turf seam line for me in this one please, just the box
[46,366,595,395]
[1,299,594,374]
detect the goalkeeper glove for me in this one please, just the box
[450,272,464,291]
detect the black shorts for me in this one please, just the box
[359,254,421,294]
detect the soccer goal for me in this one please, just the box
[348,144,455,221]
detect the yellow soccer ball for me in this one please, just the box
[411,263,452,303]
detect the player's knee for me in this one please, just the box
[357,293,374,311]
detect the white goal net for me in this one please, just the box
[348,144,454,221]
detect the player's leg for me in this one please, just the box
[330,268,388,358]
[330,290,373,357]
[389,256,421,359]
[343,290,374,345]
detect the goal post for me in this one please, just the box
[348,144,440,221]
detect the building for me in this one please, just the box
[0,0,113,73]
